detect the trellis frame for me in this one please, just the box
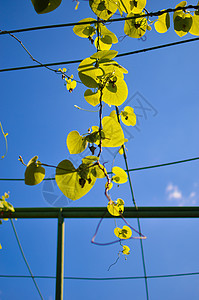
[2,206,199,300]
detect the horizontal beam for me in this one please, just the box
[2,207,199,219]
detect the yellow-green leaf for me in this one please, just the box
[84,89,100,106]
[102,77,128,106]
[101,116,125,147]
[78,57,103,88]
[124,13,147,38]
[112,166,128,184]
[189,13,199,36]
[130,0,146,13]
[67,131,87,154]
[25,156,45,185]
[73,18,96,38]
[114,225,132,239]
[89,0,118,20]
[55,159,97,200]
[90,50,118,62]
[122,245,130,255]
[154,11,170,33]
[107,198,124,216]
[121,106,136,126]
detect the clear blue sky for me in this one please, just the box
[1,0,199,299]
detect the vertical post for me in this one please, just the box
[55,209,65,300]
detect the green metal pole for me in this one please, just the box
[55,209,65,300]
[3,207,199,219]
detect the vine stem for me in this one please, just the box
[0,29,82,84]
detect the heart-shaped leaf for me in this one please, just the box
[112,166,127,184]
[154,11,170,33]
[73,18,96,38]
[124,13,147,38]
[102,116,125,147]
[121,106,136,126]
[55,159,97,200]
[107,198,124,216]
[25,156,45,185]
[67,131,87,154]
[114,225,132,239]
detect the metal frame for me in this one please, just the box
[3,206,199,300]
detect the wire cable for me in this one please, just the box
[0,5,198,35]
[10,219,44,300]
[0,156,199,181]
[1,271,199,280]
[1,37,199,73]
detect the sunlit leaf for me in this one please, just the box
[112,166,127,184]
[84,89,100,106]
[101,116,125,147]
[25,156,45,185]
[89,0,118,20]
[189,13,199,36]
[102,77,128,106]
[154,11,170,33]
[73,18,96,38]
[55,159,97,200]
[114,225,132,239]
[121,106,136,126]
[130,0,146,13]
[122,245,130,255]
[67,131,87,154]
[124,13,147,38]
[78,57,103,88]
[90,50,118,62]
[107,198,124,216]
[31,0,61,14]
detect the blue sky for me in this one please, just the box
[1,0,199,299]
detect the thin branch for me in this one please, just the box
[0,29,82,83]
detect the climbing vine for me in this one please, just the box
[17,0,199,261]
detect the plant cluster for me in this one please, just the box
[3,0,199,257]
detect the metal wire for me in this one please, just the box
[1,37,199,73]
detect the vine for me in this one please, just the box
[17,0,199,263]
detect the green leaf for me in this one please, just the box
[101,116,125,147]
[73,18,96,38]
[25,156,45,185]
[173,12,192,37]
[94,35,112,50]
[112,166,128,184]
[91,163,106,178]
[154,11,170,33]
[102,77,128,106]
[89,0,118,20]
[121,106,136,126]
[67,131,87,154]
[124,13,147,38]
[78,57,103,88]
[94,24,118,50]
[81,155,99,165]
[31,0,61,14]
[55,159,97,200]
[84,89,100,106]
